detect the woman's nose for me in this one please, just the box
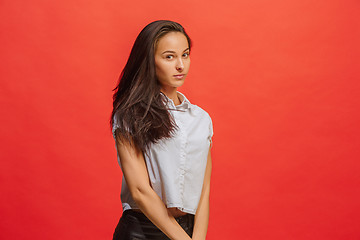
[176,59,184,71]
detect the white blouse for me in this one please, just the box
[113,91,213,215]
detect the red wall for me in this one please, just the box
[1,0,359,239]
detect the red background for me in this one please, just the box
[1,0,359,239]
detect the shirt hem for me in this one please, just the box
[166,203,197,215]
[122,202,196,215]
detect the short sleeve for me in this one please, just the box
[208,115,214,148]
[112,116,120,140]
[112,114,132,141]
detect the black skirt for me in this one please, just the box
[112,209,194,240]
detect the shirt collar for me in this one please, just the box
[163,91,193,111]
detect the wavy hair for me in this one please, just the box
[110,20,192,153]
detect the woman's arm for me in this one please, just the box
[115,134,192,240]
[192,148,212,240]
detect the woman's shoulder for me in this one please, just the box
[190,103,212,121]
[189,104,214,139]
[178,91,211,119]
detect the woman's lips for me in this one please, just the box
[173,74,185,79]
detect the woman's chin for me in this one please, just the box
[173,79,186,88]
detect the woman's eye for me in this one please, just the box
[183,53,190,58]
[165,55,174,60]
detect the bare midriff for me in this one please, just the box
[133,207,188,218]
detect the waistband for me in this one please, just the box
[123,209,194,225]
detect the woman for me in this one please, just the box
[110,20,213,240]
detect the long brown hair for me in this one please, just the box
[110,20,192,153]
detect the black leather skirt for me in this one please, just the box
[112,209,194,240]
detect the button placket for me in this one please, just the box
[176,112,187,206]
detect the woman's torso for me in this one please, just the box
[113,92,213,216]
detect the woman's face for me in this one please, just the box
[154,32,190,91]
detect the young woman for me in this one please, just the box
[110,20,213,240]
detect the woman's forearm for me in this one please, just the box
[132,187,192,240]
[192,149,212,240]
[192,189,210,240]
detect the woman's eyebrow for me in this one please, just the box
[183,48,190,52]
[161,50,176,54]
[161,48,190,55]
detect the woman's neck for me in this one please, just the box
[161,87,181,106]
